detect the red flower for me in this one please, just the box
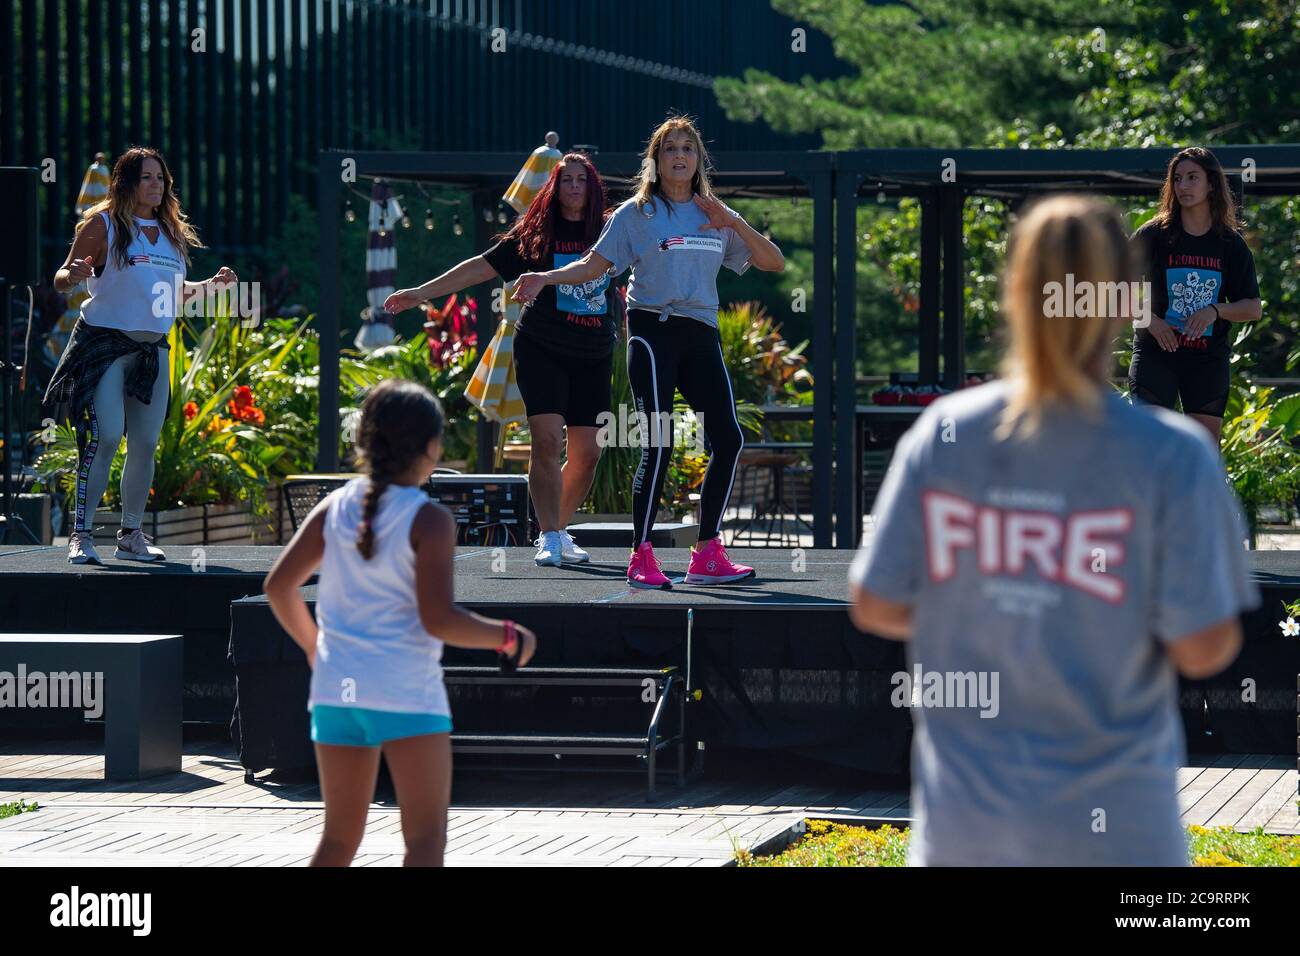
[183,401,198,421]
[226,385,264,425]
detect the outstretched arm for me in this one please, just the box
[385,256,500,313]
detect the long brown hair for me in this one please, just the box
[75,146,202,269]
[1152,146,1240,245]
[630,114,720,216]
[496,152,608,264]
[997,195,1138,439]
[353,380,445,560]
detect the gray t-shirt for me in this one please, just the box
[591,195,751,326]
[849,381,1259,866]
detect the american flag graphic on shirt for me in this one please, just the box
[128,254,152,265]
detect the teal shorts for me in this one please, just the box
[310,704,453,747]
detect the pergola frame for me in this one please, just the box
[317,149,838,545]
[318,145,1300,550]
[831,145,1300,546]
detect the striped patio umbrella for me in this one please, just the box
[465,134,563,458]
[44,153,110,365]
[355,178,404,351]
[501,131,562,213]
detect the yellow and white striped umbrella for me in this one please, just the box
[501,131,562,213]
[465,134,564,440]
[463,288,527,427]
[45,153,110,364]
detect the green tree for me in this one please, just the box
[716,0,1300,378]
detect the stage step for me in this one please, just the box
[444,667,688,799]
[454,733,653,746]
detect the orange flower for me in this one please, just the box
[183,401,198,421]
[206,414,235,434]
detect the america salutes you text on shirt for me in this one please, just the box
[657,234,724,253]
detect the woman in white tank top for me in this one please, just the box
[264,379,537,867]
[47,147,238,566]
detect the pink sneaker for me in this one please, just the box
[627,542,672,590]
[685,537,755,585]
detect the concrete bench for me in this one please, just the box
[0,634,182,780]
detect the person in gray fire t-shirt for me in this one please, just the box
[849,196,1258,867]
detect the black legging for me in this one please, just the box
[626,309,744,547]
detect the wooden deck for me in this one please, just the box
[1,739,1294,865]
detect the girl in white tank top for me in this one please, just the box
[263,379,537,866]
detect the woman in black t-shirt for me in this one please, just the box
[386,153,617,567]
[1128,146,1262,444]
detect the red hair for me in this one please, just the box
[496,152,608,264]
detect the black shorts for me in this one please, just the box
[512,332,613,427]
[1128,336,1230,417]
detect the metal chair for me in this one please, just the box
[281,474,357,531]
[725,443,813,546]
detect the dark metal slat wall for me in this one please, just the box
[13,0,834,262]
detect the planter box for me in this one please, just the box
[92,483,293,547]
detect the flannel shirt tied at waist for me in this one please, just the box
[42,319,171,425]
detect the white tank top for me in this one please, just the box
[80,212,187,335]
[309,478,450,716]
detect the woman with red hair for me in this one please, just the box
[387,153,616,568]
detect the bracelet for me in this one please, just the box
[1211,303,1221,320]
[499,619,517,655]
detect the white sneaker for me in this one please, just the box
[534,531,563,567]
[114,527,166,562]
[68,530,103,565]
[558,529,590,564]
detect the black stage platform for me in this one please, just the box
[4,545,1299,768]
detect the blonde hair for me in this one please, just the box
[631,114,719,215]
[997,194,1135,439]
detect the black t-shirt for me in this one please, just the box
[1130,219,1259,354]
[482,216,617,359]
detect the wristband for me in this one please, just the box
[1211,303,1221,321]
[499,620,517,655]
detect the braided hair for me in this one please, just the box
[353,379,445,560]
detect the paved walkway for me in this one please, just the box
[1,739,1293,866]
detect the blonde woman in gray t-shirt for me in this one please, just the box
[514,116,786,589]
[849,195,1257,866]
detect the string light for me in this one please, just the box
[453,214,463,237]
[425,209,434,230]
[378,215,387,238]
[482,206,495,222]
[497,209,508,224]
[877,190,887,204]
[344,201,356,223]
[402,214,411,229]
